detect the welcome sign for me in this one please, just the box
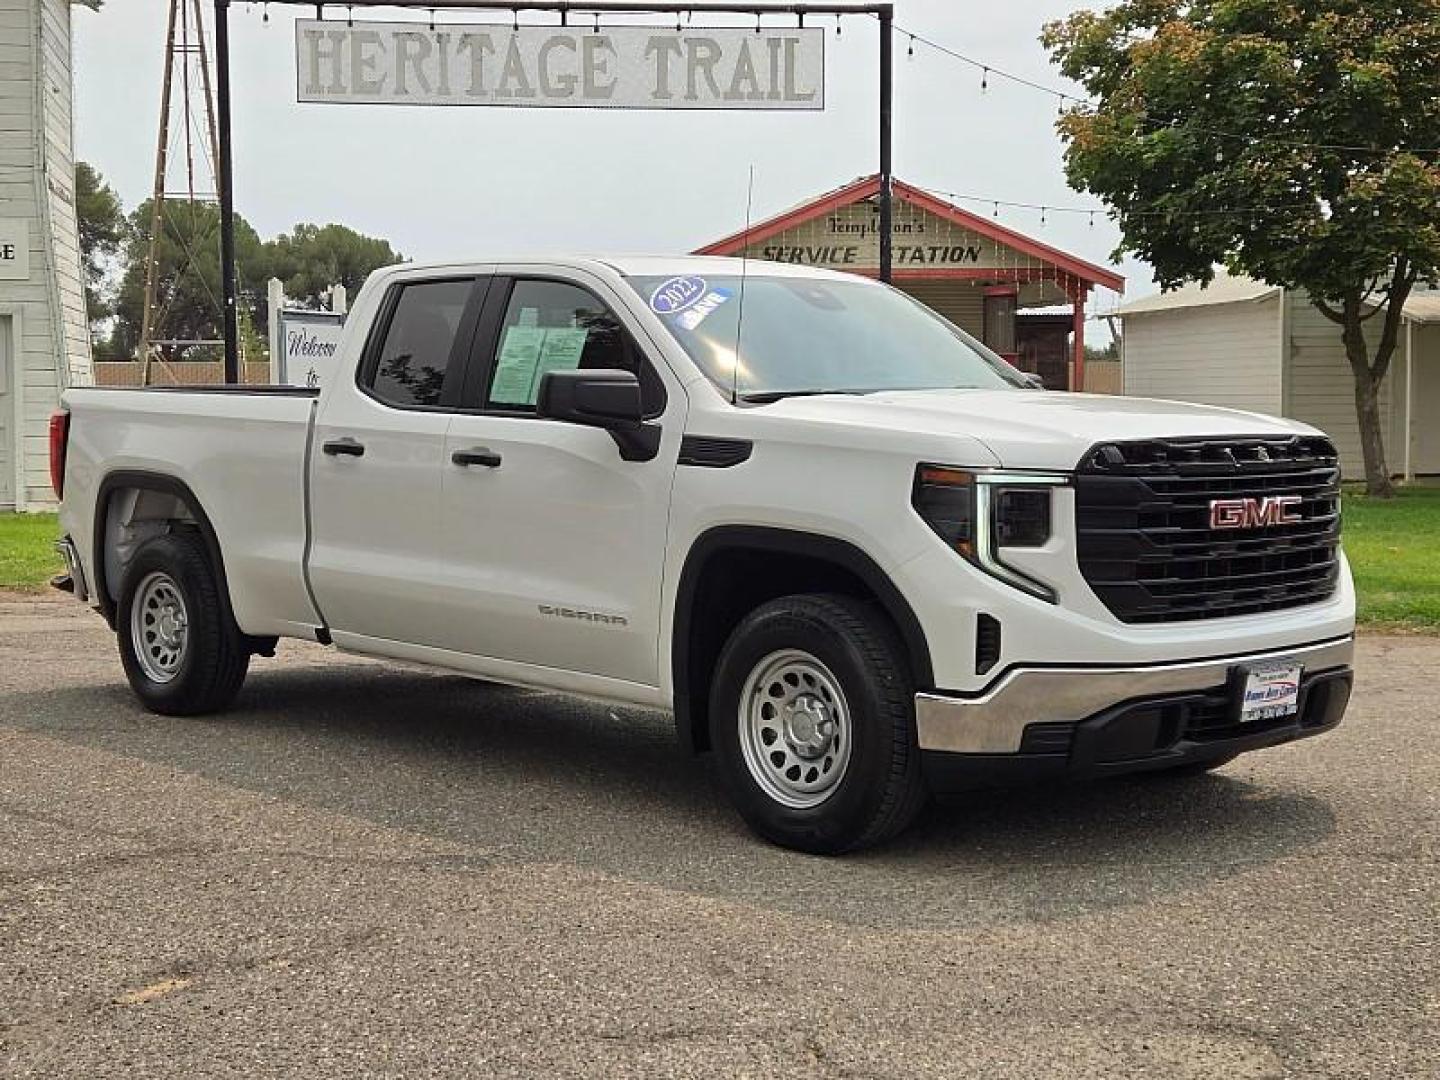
[276,310,346,389]
[296,20,824,109]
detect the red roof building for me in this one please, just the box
[694,175,1125,391]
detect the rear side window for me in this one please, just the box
[367,279,474,408]
[484,279,664,415]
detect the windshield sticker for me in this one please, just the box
[674,289,732,331]
[649,276,709,315]
[491,326,590,405]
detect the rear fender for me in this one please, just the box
[92,470,234,630]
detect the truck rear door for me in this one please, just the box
[306,272,491,645]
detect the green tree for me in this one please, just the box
[265,222,403,311]
[75,161,126,327]
[112,199,267,363]
[1044,0,1440,496]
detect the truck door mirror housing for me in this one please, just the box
[536,369,661,462]
[538,369,643,427]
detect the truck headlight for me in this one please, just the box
[912,466,1068,603]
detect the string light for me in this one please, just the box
[346,4,351,27]
[907,34,915,58]
[429,7,435,31]
[262,2,269,24]
[593,12,600,33]
[926,184,1318,221]
[755,11,761,34]
[836,14,841,35]
[889,16,1440,157]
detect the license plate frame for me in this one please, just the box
[1230,660,1304,725]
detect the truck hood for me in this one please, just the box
[757,389,1314,470]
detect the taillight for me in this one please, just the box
[48,411,70,500]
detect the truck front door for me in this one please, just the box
[434,269,685,691]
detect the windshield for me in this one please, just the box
[627,273,1029,400]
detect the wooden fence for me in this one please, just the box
[93,361,273,387]
[1081,361,1123,395]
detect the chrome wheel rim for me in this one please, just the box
[131,571,189,684]
[738,649,852,809]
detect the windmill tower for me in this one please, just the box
[137,0,224,384]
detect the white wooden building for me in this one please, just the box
[1118,274,1440,480]
[0,0,93,511]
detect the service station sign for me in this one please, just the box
[296,20,824,109]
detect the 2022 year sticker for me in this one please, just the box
[650,276,709,315]
[650,275,733,331]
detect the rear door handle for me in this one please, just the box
[452,447,503,468]
[322,437,365,458]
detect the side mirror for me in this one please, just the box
[537,369,643,428]
[536,368,661,462]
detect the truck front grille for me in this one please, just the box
[1074,435,1341,624]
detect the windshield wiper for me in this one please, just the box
[737,389,877,404]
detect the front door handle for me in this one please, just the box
[322,437,366,458]
[452,447,503,468]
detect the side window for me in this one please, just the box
[484,279,664,415]
[366,279,474,408]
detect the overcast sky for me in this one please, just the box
[71,1,1154,317]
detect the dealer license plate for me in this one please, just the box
[1237,661,1303,723]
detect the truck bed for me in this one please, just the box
[59,386,323,639]
[77,385,321,397]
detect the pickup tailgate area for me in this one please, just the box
[58,387,323,638]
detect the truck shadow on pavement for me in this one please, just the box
[5,657,1338,932]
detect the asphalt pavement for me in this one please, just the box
[1,592,1436,1078]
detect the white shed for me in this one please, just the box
[0,0,93,511]
[1118,273,1440,480]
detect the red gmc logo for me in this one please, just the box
[1209,495,1304,530]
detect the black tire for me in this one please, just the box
[708,594,927,854]
[117,531,249,716]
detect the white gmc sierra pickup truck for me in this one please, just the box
[52,256,1355,853]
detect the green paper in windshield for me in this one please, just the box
[491,325,547,404]
[491,326,590,406]
[533,327,588,387]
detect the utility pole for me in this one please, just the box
[138,0,226,386]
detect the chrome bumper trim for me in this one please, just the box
[915,636,1355,754]
[54,537,88,603]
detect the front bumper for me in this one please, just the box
[915,636,1353,791]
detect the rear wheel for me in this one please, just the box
[708,594,927,854]
[117,531,249,716]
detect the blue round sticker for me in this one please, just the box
[650,276,708,315]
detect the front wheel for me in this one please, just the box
[117,531,250,716]
[708,594,927,854]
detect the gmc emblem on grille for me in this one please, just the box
[1209,495,1304,530]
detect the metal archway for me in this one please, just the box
[211,0,895,381]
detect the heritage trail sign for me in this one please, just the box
[296,20,824,109]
